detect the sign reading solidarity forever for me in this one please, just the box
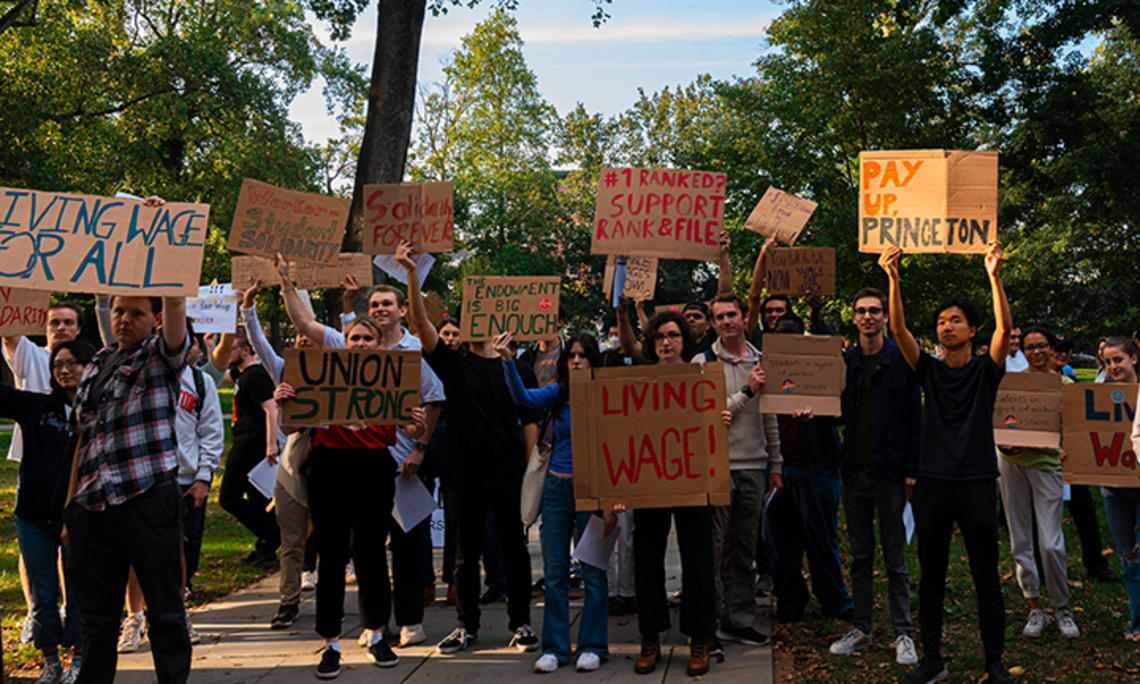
[460,275,560,342]
[745,187,818,245]
[592,166,726,261]
[1062,383,1140,487]
[765,247,836,296]
[0,287,49,336]
[228,179,349,264]
[569,363,731,510]
[0,187,209,295]
[858,149,998,254]
[231,254,373,290]
[756,334,845,416]
[362,181,454,254]
[992,372,1062,449]
[281,348,421,426]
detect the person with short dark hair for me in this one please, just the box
[682,301,716,353]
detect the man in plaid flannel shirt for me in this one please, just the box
[64,295,191,684]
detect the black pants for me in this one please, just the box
[389,513,427,626]
[913,478,1005,664]
[218,433,279,548]
[634,506,716,640]
[448,468,531,632]
[179,484,207,587]
[66,479,190,684]
[308,446,397,638]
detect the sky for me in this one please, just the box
[288,0,782,146]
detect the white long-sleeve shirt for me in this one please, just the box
[2,336,51,461]
[175,366,225,485]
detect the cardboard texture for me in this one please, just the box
[459,275,560,342]
[362,181,454,254]
[1062,383,1140,487]
[280,348,421,426]
[0,287,49,336]
[569,363,731,510]
[231,253,373,290]
[858,149,998,254]
[654,303,685,315]
[186,284,239,334]
[228,178,349,264]
[765,247,836,296]
[756,334,844,416]
[992,372,1062,449]
[745,187,818,244]
[0,187,208,296]
[406,291,448,337]
[592,166,726,261]
[603,255,658,301]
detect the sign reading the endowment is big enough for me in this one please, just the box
[228,179,349,264]
[460,276,560,342]
[592,167,726,261]
[0,187,208,295]
[280,348,421,426]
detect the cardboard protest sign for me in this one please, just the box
[406,291,448,338]
[745,187,817,245]
[362,181,454,254]
[858,150,998,254]
[460,275,560,342]
[280,348,421,426]
[992,372,1062,449]
[186,284,239,334]
[231,253,372,290]
[756,334,844,416]
[603,255,658,301]
[765,247,835,296]
[654,303,685,315]
[592,167,726,261]
[1062,383,1140,487]
[0,187,208,296]
[228,179,349,264]
[569,363,730,510]
[0,287,49,336]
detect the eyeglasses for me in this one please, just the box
[52,360,83,371]
[1023,343,1051,352]
[653,331,683,342]
[853,307,883,316]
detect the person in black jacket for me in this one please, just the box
[2,338,96,684]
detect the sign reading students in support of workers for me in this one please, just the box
[1062,383,1140,487]
[592,166,726,261]
[186,284,239,334]
[992,372,1063,449]
[0,287,49,336]
[362,181,454,254]
[756,334,845,416]
[745,186,818,245]
[228,179,349,265]
[231,254,373,290]
[765,247,836,296]
[569,363,730,510]
[280,348,421,426]
[460,275,560,342]
[0,187,208,296]
[858,149,998,254]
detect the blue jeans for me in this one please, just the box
[1103,487,1140,633]
[540,473,608,661]
[15,517,82,651]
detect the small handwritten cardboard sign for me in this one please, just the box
[406,291,448,338]
[280,348,421,426]
[603,255,658,301]
[362,181,454,254]
[745,187,817,245]
[186,284,239,334]
[756,334,844,416]
[1062,383,1140,487]
[231,254,373,290]
[228,179,349,264]
[460,275,560,342]
[0,287,49,336]
[992,372,1062,449]
[765,247,836,296]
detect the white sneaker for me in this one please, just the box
[828,628,871,655]
[399,623,426,647]
[185,610,200,645]
[117,613,147,653]
[301,570,317,591]
[35,662,62,684]
[533,653,559,673]
[59,664,80,684]
[1057,608,1080,638]
[21,613,34,644]
[358,628,372,647]
[894,634,918,665]
[1022,608,1051,637]
[345,560,356,584]
[576,651,601,672]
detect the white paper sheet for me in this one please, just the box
[372,253,434,287]
[572,515,620,570]
[903,501,915,545]
[247,458,278,500]
[391,475,437,533]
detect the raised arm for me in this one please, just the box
[615,297,648,364]
[263,398,280,465]
[274,252,330,346]
[717,229,734,296]
[162,297,187,352]
[746,237,776,334]
[492,332,559,410]
[878,246,919,371]
[210,333,232,373]
[396,240,438,354]
[95,295,114,347]
[238,281,284,382]
[985,241,1012,367]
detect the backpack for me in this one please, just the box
[191,365,205,418]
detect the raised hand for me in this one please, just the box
[878,245,902,279]
[491,331,514,360]
[274,252,292,287]
[240,279,264,308]
[984,240,1003,278]
[395,240,416,272]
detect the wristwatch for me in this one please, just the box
[741,385,755,398]
[413,440,429,451]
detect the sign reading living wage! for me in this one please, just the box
[228,179,349,264]
[592,167,726,261]
[362,181,454,254]
[186,284,239,334]
[1062,383,1140,487]
[603,255,658,301]
[569,363,730,510]
[756,334,844,416]
[745,187,818,245]
[765,247,836,296]
[0,287,49,336]
[280,348,421,426]
[231,254,373,290]
[460,275,560,342]
[0,187,209,296]
[992,372,1062,449]
[858,150,998,254]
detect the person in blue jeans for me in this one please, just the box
[493,330,614,674]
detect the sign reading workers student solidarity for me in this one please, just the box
[992,372,1063,449]
[569,363,730,510]
[228,179,349,265]
[0,187,208,296]
[230,253,373,290]
[362,181,454,254]
[0,287,49,336]
[745,187,818,245]
[592,167,726,261]
[756,334,845,416]
[280,348,421,426]
[858,150,998,254]
[765,247,836,296]
[460,275,560,342]
[1062,383,1140,487]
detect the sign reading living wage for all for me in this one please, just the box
[0,287,49,336]
[603,255,658,301]
[569,363,730,510]
[592,166,726,261]
[765,247,836,296]
[228,179,349,264]
[992,372,1062,449]
[1062,383,1140,487]
[745,187,818,245]
[756,334,845,416]
[280,348,421,426]
[459,275,560,342]
[362,181,454,254]
[0,187,209,296]
[230,254,373,290]
[858,150,998,254]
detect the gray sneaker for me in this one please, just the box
[35,662,62,684]
[894,634,919,665]
[1057,608,1080,638]
[1022,608,1051,637]
[829,628,871,655]
[117,613,147,653]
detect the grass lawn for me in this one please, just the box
[1,387,276,677]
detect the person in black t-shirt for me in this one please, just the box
[879,242,1014,684]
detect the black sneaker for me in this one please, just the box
[708,634,725,663]
[316,646,341,679]
[1090,564,1117,582]
[531,578,546,598]
[986,659,1015,684]
[509,624,539,652]
[904,658,948,684]
[269,603,299,630]
[609,596,629,616]
[479,586,504,604]
[366,638,399,668]
[437,627,477,654]
[716,624,770,646]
